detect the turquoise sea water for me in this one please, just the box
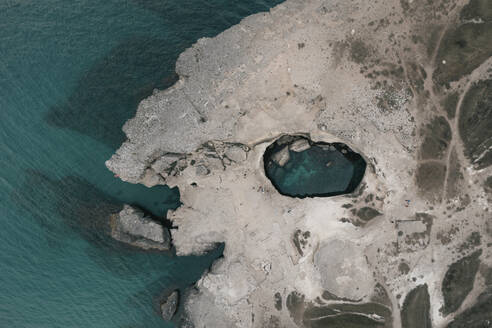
[0,1,282,327]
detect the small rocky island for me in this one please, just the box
[264,135,366,197]
[110,205,171,251]
[160,290,179,321]
[106,0,492,326]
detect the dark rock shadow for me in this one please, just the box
[10,170,178,252]
[11,170,124,249]
[10,169,222,284]
[45,37,179,149]
[133,0,285,39]
[44,0,284,150]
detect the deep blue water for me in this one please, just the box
[0,0,282,327]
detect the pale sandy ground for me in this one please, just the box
[106,0,492,326]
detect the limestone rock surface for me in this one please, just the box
[110,205,171,251]
[107,0,492,327]
[161,290,179,321]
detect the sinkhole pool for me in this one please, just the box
[263,135,367,198]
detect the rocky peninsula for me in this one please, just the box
[107,0,492,326]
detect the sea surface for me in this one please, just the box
[0,0,283,327]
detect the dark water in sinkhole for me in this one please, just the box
[263,136,367,198]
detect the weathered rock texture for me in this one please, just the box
[110,205,171,251]
[107,0,492,327]
[160,290,179,321]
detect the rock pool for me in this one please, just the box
[263,135,366,198]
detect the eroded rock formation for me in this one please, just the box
[160,290,179,321]
[107,0,492,326]
[110,205,171,251]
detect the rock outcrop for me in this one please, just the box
[107,0,492,327]
[160,290,179,321]
[110,205,171,251]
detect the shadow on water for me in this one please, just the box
[11,170,223,279]
[12,170,123,249]
[45,0,284,149]
[10,170,179,251]
[2,1,284,326]
[133,0,284,32]
[45,37,179,149]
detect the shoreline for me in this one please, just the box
[108,0,492,326]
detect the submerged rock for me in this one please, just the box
[160,290,179,321]
[110,205,171,251]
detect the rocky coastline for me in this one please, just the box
[110,204,172,251]
[107,0,492,326]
